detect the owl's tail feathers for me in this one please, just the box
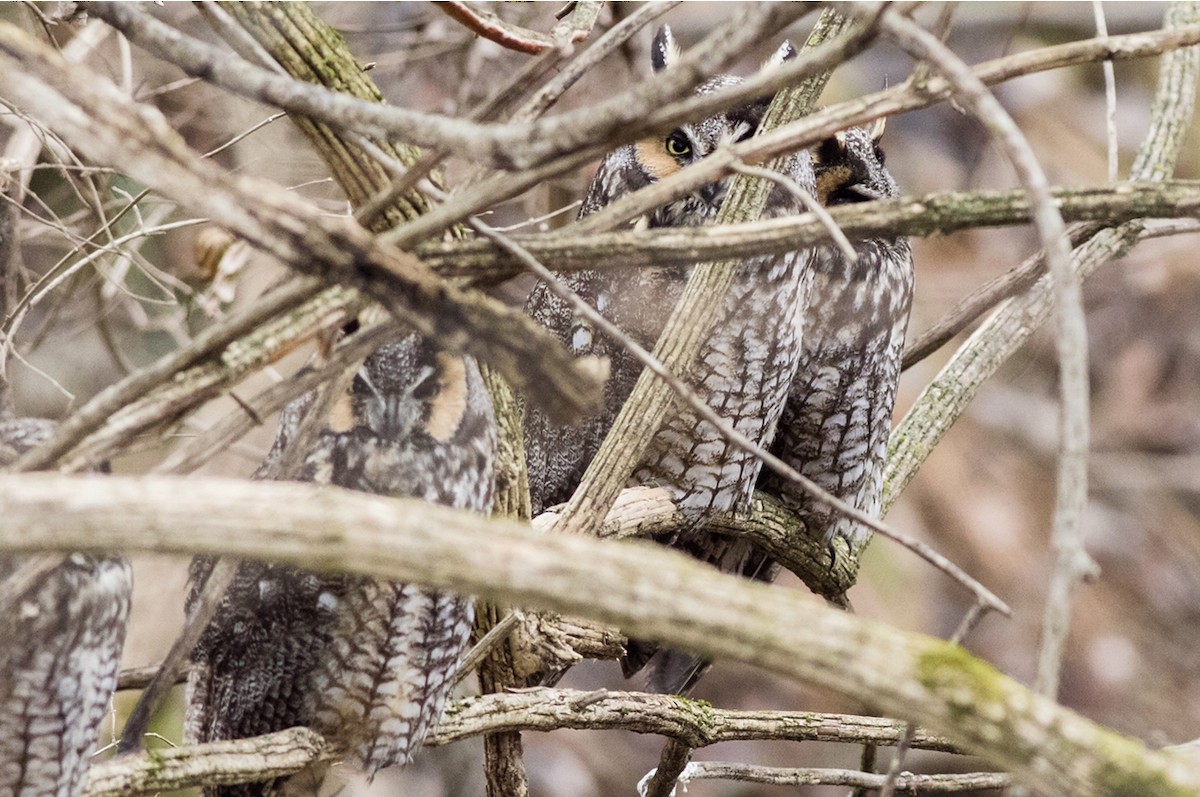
[267,763,328,797]
[273,585,473,794]
[622,641,711,696]
[620,639,658,680]
[648,649,712,696]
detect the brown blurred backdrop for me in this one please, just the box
[3,3,1200,795]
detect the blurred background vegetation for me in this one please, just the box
[3,2,1199,795]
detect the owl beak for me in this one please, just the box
[839,184,887,204]
[700,182,726,206]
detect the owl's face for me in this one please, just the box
[813,121,899,206]
[634,75,771,227]
[338,337,473,446]
[578,26,794,226]
[293,332,495,506]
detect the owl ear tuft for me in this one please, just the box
[763,40,797,70]
[815,134,845,166]
[651,25,680,73]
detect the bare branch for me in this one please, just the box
[416,181,1200,281]
[82,2,811,172]
[673,761,1011,792]
[435,1,598,55]
[884,2,1200,516]
[0,473,1197,797]
[0,22,604,440]
[876,5,1093,702]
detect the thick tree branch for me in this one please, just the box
[1,473,1198,797]
[416,181,1200,281]
[83,688,966,797]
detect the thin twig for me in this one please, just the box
[1094,1,1120,183]
[878,722,918,797]
[730,158,858,263]
[116,665,165,692]
[453,609,522,688]
[117,558,239,754]
[435,1,592,55]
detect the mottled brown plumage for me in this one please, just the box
[0,416,131,797]
[186,334,495,795]
[761,123,914,549]
[523,27,814,694]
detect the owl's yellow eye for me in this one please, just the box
[665,132,691,158]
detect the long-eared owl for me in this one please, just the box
[186,334,496,795]
[760,122,914,550]
[0,415,132,797]
[523,26,816,694]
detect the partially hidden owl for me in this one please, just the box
[0,415,132,797]
[523,26,815,694]
[760,123,914,552]
[186,333,496,796]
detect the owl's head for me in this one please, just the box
[582,26,797,226]
[344,336,473,445]
[813,120,900,206]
